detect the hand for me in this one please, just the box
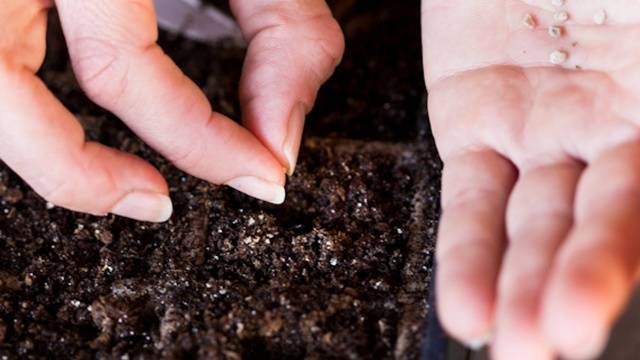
[423,1,640,358]
[0,0,343,222]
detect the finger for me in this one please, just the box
[230,0,345,175]
[55,0,286,204]
[492,163,583,360]
[436,150,517,347]
[542,142,640,359]
[0,58,170,222]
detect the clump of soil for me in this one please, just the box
[0,1,440,359]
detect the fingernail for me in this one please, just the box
[465,333,493,350]
[110,192,173,223]
[283,103,305,176]
[226,176,286,204]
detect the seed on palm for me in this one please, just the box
[549,50,568,65]
[548,26,563,38]
[594,9,607,25]
[554,11,569,23]
[522,13,537,29]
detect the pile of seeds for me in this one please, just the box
[521,1,608,66]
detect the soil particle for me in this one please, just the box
[159,307,187,345]
[94,229,114,245]
[2,189,23,205]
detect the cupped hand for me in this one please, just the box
[0,0,343,222]
[423,1,640,359]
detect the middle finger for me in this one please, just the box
[492,162,583,360]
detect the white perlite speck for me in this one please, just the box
[551,0,564,7]
[554,11,569,23]
[548,25,562,38]
[523,13,537,29]
[594,9,607,25]
[549,50,568,65]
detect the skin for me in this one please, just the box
[0,0,344,221]
[422,0,640,359]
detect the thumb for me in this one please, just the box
[231,0,345,175]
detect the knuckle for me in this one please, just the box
[36,144,120,214]
[0,55,17,78]
[443,187,500,211]
[252,6,344,72]
[163,110,213,173]
[38,175,80,210]
[0,1,48,72]
[166,144,206,175]
[498,262,541,293]
[164,116,234,185]
[164,130,210,177]
[70,37,130,107]
[297,16,345,77]
[314,17,345,68]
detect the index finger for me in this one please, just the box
[55,0,287,204]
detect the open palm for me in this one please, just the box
[423,1,640,359]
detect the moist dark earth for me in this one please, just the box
[0,1,442,359]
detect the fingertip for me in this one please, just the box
[542,291,609,360]
[466,333,493,351]
[437,265,495,344]
[492,297,554,360]
[105,153,173,222]
[116,150,170,194]
[110,192,173,223]
[542,258,624,359]
[225,176,286,205]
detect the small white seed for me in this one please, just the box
[551,0,564,7]
[523,13,537,29]
[594,9,607,25]
[548,25,563,38]
[554,11,569,23]
[549,50,568,65]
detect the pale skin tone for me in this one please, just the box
[0,0,344,222]
[423,0,640,359]
[2,0,639,359]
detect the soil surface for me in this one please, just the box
[0,1,441,359]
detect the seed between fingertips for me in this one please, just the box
[548,25,562,38]
[523,13,537,29]
[549,50,568,65]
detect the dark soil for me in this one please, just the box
[0,1,441,359]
